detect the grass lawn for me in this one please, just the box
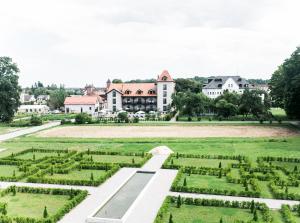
[292,212,300,223]
[229,168,241,179]
[44,169,107,181]
[82,154,143,164]
[256,181,273,198]
[2,137,300,161]
[0,165,23,177]
[14,151,63,160]
[179,174,246,192]
[270,108,287,118]
[167,157,238,168]
[0,192,69,218]
[159,203,263,223]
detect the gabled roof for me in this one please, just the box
[157,70,174,82]
[64,95,102,105]
[107,83,157,96]
[203,76,252,89]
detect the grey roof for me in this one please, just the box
[203,76,253,89]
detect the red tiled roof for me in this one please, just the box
[157,70,174,82]
[64,96,102,105]
[107,83,157,97]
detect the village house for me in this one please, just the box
[202,76,255,99]
[18,104,50,114]
[64,95,103,117]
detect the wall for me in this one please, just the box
[107,90,122,112]
[65,104,97,116]
[157,81,175,112]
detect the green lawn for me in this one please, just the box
[167,157,238,168]
[44,169,107,181]
[179,174,246,192]
[82,154,143,164]
[0,165,23,177]
[270,108,287,118]
[159,203,263,223]
[14,151,63,160]
[0,192,69,218]
[256,181,273,198]
[0,126,21,135]
[272,161,300,172]
[1,137,300,161]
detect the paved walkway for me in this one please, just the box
[0,121,60,142]
[169,192,300,209]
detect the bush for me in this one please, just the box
[133,117,139,123]
[75,113,92,124]
[30,115,43,126]
[117,112,128,122]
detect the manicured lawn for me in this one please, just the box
[14,151,63,160]
[272,161,300,172]
[292,213,300,223]
[167,157,238,168]
[270,108,287,118]
[273,170,290,181]
[179,174,246,192]
[229,168,241,179]
[159,203,262,223]
[0,165,23,177]
[82,154,143,164]
[0,192,69,218]
[2,137,300,161]
[44,169,107,181]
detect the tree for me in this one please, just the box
[175,78,202,93]
[219,162,222,168]
[75,113,92,124]
[239,89,265,117]
[176,195,182,208]
[112,79,122,83]
[253,209,258,221]
[219,217,223,223]
[30,115,42,126]
[0,57,21,122]
[270,47,300,118]
[215,99,238,118]
[183,177,187,186]
[168,213,174,223]
[250,200,255,213]
[90,172,94,181]
[49,87,68,110]
[43,206,48,218]
[118,112,128,122]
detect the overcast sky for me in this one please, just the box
[1,0,299,87]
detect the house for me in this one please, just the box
[36,95,50,105]
[105,70,175,113]
[64,95,103,117]
[20,92,36,104]
[18,105,49,114]
[202,76,255,99]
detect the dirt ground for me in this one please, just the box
[35,125,299,138]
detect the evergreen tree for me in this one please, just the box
[218,170,222,178]
[294,166,298,172]
[253,209,258,221]
[43,206,48,218]
[12,170,16,178]
[2,204,7,215]
[11,186,16,196]
[132,158,135,164]
[176,195,182,208]
[219,217,223,223]
[285,186,289,194]
[90,172,94,181]
[219,162,222,168]
[250,200,255,213]
[176,152,179,159]
[183,177,187,187]
[168,213,173,223]
[33,154,35,161]
[171,159,174,165]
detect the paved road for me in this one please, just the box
[169,192,300,209]
[0,121,60,142]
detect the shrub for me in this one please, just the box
[118,112,128,122]
[75,113,92,124]
[30,115,43,126]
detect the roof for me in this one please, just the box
[64,95,102,105]
[157,70,174,82]
[203,76,252,89]
[107,83,157,97]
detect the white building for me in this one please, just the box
[18,105,49,114]
[202,76,255,99]
[36,95,50,105]
[64,95,103,117]
[105,70,175,113]
[20,92,35,104]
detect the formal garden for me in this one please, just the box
[163,153,300,200]
[0,186,87,223]
[154,196,300,223]
[0,148,151,186]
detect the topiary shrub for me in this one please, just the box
[75,113,92,124]
[30,115,42,126]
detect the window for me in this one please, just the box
[89,107,92,110]
[136,89,143,95]
[148,89,155,94]
[81,107,83,113]
[127,98,130,102]
[163,91,167,97]
[162,76,168,81]
[163,84,167,90]
[113,106,116,112]
[163,106,167,111]
[112,91,116,97]
[113,98,116,104]
[66,108,69,113]
[125,90,131,95]
[163,98,167,104]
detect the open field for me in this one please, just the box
[34,125,299,138]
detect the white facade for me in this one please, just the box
[157,81,176,112]
[202,76,251,99]
[18,105,49,114]
[65,104,99,116]
[106,90,122,112]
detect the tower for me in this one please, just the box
[156,70,175,113]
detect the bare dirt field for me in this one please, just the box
[35,125,299,138]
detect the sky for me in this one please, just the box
[0,0,299,87]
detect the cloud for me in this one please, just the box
[0,0,299,87]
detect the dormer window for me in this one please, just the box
[125,90,131,95]
[239,84,243,88]
[217,84,222,88]
[136,89,143,95]
[148,89,155,94]
[162,76,168,81]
